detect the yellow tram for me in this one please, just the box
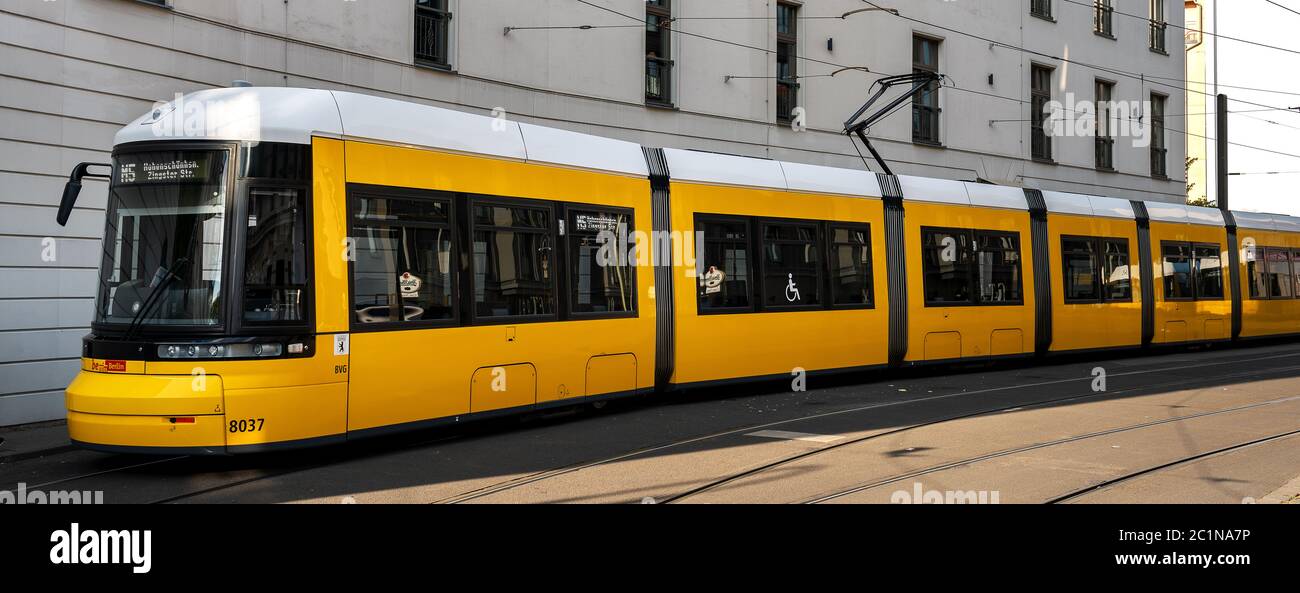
[54,88,1300,454]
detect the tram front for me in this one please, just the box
[54,88,349,454]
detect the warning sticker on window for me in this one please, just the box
[399,272,422,298]
[701,266,725,295]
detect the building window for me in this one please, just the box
[1149,0,1167,52]
[828,225,874,307]
[1095,79,1115,171]
[1061,236,1131,303]
[351,193,456,324]
[1151,93,1168,177]
[1095,0,1114,37]
[1031,0,1053,20]
[1162,242,1223,301]
[922,228,1023,306]
[646,0,673,106]
[473,202,555,318]
[776,2,799,122]
[1031,65,1054,161]
[1248,247,1297,300]
[415,0,452,68]
[697,217,752,311]
[569,209,636,315]
[912,35,941,145]
[243,188,308,324]
[762,221,820,308]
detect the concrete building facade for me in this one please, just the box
[0,0,1186,424]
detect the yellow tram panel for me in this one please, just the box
[902,202,1036,362]
[1147,221,1232,343]
[338,141,656,432]
[65,411,227,451]
[669,181,890,385]
[313,137,352,334]
[1046,213,1142,351]
[1234,227,1300,338]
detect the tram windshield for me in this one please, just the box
[95,150,229,328]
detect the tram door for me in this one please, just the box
[344,191,470,431]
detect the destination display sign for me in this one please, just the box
[574,213,624,233]
[113,151,223,185]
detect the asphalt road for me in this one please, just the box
[4,341,1300,504]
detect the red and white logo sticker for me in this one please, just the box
[91,360,127,373]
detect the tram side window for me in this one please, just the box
[1265,248,1294,299]
[1162,242,1222,301]
[569,209,635,315]
[976,231,1023,304]
[351,195,455,324]
[243,188,308,324]
[762,222,820,307]
[473,202,555,318]
[1294,250,1300,297]
[1161,243,1193,300]
[828,225,873,306]
[1247,247,1265,299]
[1061,237,1100,302]
[1289,249,1300,296]
[1102,239,1132,300]
[1061,236,1131,303]
[922,228,974,304]
[697,217,752,311]
[1194,244,1224,299]
[923,228,1023,306]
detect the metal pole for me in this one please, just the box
[1217,93,1229,211]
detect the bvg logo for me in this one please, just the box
[49,523,152,574]
[90,360,127,373]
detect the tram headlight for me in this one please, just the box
[157,343,284,359]
[251,343,283,357]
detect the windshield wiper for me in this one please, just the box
[123,257,190,341]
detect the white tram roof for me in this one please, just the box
[116,87,1286,230]
[661,148,884,198]
[1232,211,1300,233]
[114,87,649,177]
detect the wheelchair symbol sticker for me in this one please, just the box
[785,273,801,302]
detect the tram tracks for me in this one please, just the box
[1045,429,1300,504]
[8,347,1300,504]
[439,354,1300,504]
[798,394,1300,504]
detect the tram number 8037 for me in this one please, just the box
[229,418,266,433]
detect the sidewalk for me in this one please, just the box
[0,420,74,463]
